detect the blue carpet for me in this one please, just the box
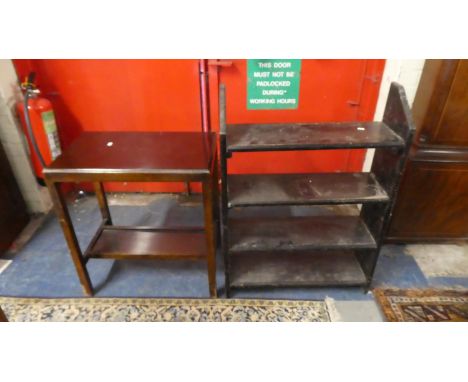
[0,194,466,301]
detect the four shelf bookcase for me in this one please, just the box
[219,82,415,297]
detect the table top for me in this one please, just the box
[44,131,216,177]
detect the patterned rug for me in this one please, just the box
[0,297,331,322]
[374,289,468,322]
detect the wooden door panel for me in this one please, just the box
[388,161,468,240]
[434,61,468,145]
[420,60,468,146]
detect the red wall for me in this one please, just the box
[14,59,203,192]
[13,59,385,192]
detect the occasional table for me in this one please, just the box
[44,132,218,298]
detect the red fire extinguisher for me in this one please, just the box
[16,72,62,185]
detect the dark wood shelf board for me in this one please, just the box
[103,225,204,232]
[226,122,404,152]
[229,215,376,252]
[45,131,215,177]
[87,228,207,260]
[228,172,389,207]
[230,251,368,288]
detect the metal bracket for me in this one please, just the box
[347,100,360,107]
[208,60,233,67]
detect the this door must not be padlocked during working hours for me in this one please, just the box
[13,59,385,192]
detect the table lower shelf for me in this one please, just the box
[85,226,207,260]
[229,251,368,288]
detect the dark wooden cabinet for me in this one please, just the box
[0,140,29,255]
[387,60,468,242]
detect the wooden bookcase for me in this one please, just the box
[219,83,415,296]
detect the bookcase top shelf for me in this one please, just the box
[226,121,404,152]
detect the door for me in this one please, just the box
[0,140,29,255]
[208,59,385,174]
[387,60,468,242]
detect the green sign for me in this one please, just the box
[247,59,301,110]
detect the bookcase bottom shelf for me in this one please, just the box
[229,251,368,288]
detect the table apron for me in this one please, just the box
[44,172,210,183]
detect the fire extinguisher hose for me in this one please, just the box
[23,87,46,168]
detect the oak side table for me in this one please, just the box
[44,131,218,298]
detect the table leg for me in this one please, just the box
[94,182,112,225]
[46,181,93,296]
[202,178,217,298]
[185,182,192,195]
[0,305,7,322]
[212,152,220,243]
